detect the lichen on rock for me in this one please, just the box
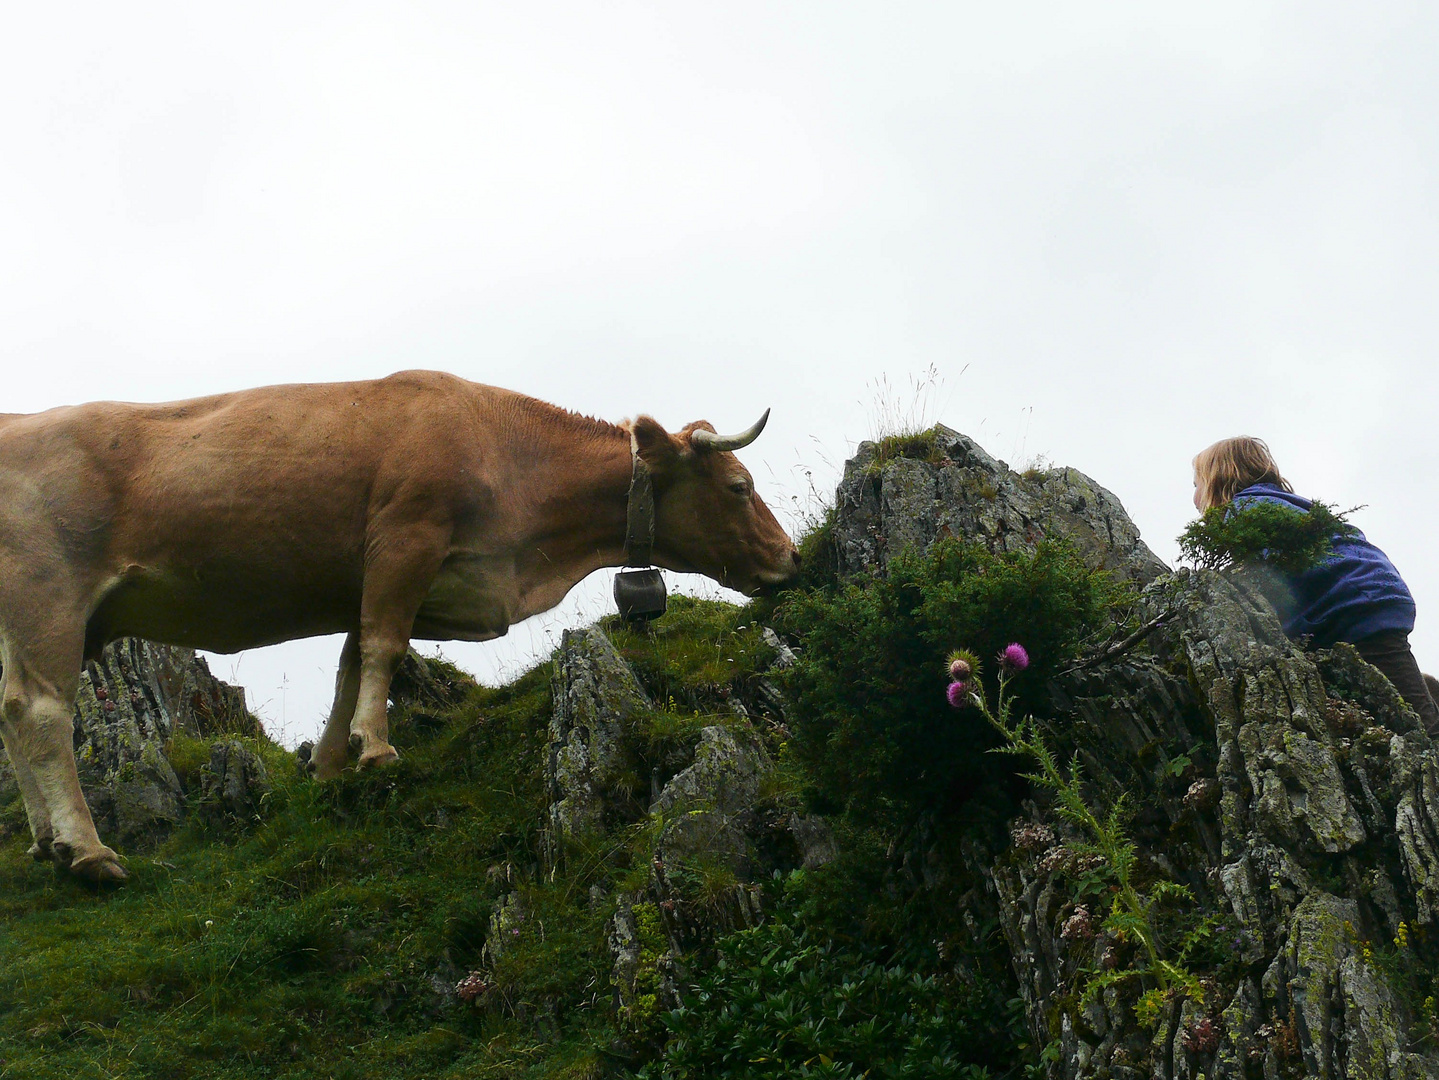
[196,740,272,829]
[545,627,654,863]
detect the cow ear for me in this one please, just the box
[632,415,684,472]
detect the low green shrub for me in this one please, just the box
[639,917,1002,1080]
[1177,499,1355,574]
[775,538,1125,825]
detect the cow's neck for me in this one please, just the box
[506,427,635,615]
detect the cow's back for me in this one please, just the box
[0,372,490,654]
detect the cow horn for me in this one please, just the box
[691,409,771,452]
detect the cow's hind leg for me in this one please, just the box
[348,525,449,771]
[311,632,361,781]
[0,731,55,860]
[348,627,409,771]
[0,645,123,881]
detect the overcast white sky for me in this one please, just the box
[3,3,1436,746]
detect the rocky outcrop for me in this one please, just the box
[650,725,771,878]
[545,628,654,860]
[535,621,822,1023]
[196,741,272,829]
[0,639,261,849]
[645,724,771,938]
[837,429,1439,1078]
[76,641,256,847]
[819,427,1439,1077]
[601,719,776,1020]
[833,425,1167,585]
[1160,571,1439,1079]
[991,568,1439,1078]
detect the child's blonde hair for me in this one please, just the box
[1192,437,1292,512]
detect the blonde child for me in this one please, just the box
[1192,437,1438,734]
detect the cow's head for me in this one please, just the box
[631,410,801,595]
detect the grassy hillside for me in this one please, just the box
[0,534,1119,1077]
[0,657,570,1079]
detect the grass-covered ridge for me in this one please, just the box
[0,661,566,1079]
[0,530,1129,1078]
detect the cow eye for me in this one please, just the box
[729,479,752,497]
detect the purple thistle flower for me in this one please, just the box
[946,681,969,708]
[999,643,1029,671]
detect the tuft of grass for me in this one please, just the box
[861,364,950,449]
[164,734,214,791]
[863,428,946,475]
[791,507,841,591]
[604,596,776,712]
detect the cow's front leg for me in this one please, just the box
[311,632,361,781]
[348,524,449,771]
[1,660,124,881]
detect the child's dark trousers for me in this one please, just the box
[1353,629,1439,735]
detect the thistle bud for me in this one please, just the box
[945,649,980,681]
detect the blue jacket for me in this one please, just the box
[1233,483,1415,646]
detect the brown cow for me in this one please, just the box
[0,371,800,881]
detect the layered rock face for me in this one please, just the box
[540,626,806,1020]
[991,573,1439,1080]
[843,430,1439,1079]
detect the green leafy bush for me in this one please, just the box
[1177,499,1355,574]
[792,509,842,592]
[638,919,999,1080]
[775,539,1124,825]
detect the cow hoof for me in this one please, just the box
[357,744,399,770]
[53,842,127,883]
[27,838,55,863]
[74,856,128,883]
[67,848,128,883]
[297,742,320,780]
